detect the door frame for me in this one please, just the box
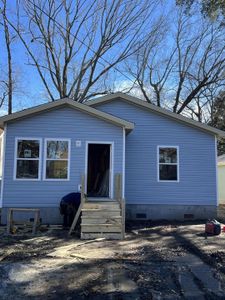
[85,141,114,199]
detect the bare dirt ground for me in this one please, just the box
[0,209,225,300]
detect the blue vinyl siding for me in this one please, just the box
[92,99,217,206]
[3,107,123,207]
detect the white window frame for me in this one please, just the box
[157,145,179,183]
[43,138,71,181]
[14,137,42,181]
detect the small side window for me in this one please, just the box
[158,147,179,182]
[15,139,41,180]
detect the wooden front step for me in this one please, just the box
[81,232,122,240]
[82,209,121,218]
[81,216,122,225]
[83,202,120,210]
[81,224,122,233]
[81,200,123,239]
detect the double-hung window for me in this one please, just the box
[44,139,70,180]
[15,139,41,180]
[158,146,179,182]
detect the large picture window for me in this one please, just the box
[158,146,179,182]
[44,139,70,180]
[15,139,41,180]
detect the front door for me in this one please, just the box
[87,143,111,198]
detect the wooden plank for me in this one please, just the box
[81,232,122,240]
[83,203,120,209]
[81,225,122,233]
[32,210,40,235]
[82,211,121,218]
[7,209,13,234]
[118,174,122,200]
[82,208,121,212]
[68,175,85,236]
[81,217,122,225]
[83,205,120,211]
[121,198,126,239]
[8,208,40,212]
[68,201,83,235]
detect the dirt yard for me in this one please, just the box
[1,217,225,300]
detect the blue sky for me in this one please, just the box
[0,0,179,115]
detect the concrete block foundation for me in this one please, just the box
[126,204,217,221]
[1,204,217,225]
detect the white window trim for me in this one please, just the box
[85,141,114,199]
[43,138,71,181]
[0,125,7,208]
[157,145,180,183]
[14,137,42,181]
[122,128,125,199]
[215,137,219,207]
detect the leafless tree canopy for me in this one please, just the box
[5,0,159,102]
[1,0,224,123]
[127,8,225,120]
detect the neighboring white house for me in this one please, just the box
[218,155,225,205]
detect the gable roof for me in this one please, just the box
[87,92,225,138]
[218,154,225,166]
[0,97,134,131]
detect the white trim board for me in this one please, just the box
[85,141,114,199]
[215,137,219,207]
[0,125,7,208]
[122,128,125,199]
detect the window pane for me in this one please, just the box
[46,160,68,179]
[159,164,177,181]
[17,140,40,158]
[16,160,39,179]
[47,141,68,159]
[159,148,177,163]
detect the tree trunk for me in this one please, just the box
[2,0,13,114]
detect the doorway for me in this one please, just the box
[86,143,112,198]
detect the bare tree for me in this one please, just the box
[5,0,159,103]
[176,0,225,20]
[0,0,14,114]
[127,8,225,117]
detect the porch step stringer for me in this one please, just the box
[81,201,123,240]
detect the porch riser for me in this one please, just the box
[82,211,121,218]
[81,217,122,224]
[83,204,120,209]
[81,225,121,233]
[81,233,122,240]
